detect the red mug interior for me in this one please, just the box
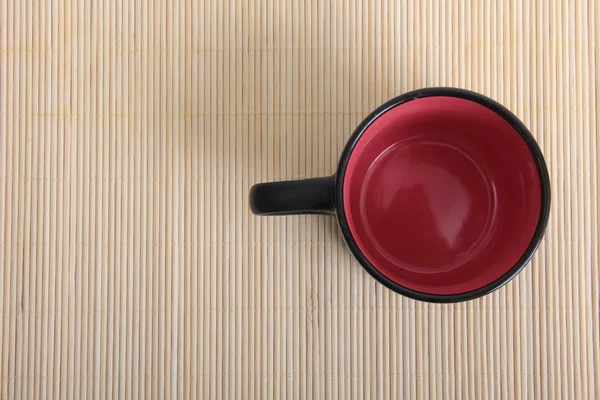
[343,96,542,295]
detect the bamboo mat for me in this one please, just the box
[0,0,599,398]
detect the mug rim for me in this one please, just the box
[335,87,551,303]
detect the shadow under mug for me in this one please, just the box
[249,88,551,303]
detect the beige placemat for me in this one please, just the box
[1,0,598,398]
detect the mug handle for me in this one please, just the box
[249,175,336,216]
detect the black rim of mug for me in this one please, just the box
[334,87,551,303]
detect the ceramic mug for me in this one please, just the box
[249,88,550,303]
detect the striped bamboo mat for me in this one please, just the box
[1,0,599,398]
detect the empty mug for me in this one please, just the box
[249,88,550,303]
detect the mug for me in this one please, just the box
[249,88,550,303]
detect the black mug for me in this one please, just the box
[250,88,550,303]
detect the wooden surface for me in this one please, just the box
[1,0,599,398]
